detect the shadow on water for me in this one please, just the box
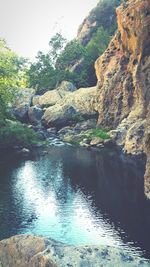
[0,146,150,259]
[62,147,150,256]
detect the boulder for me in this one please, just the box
[42,105,77,128]
[90,137,104,146]
[0,235,57,267]
[57,81,77,96]
[28,106,44,125]
[42,86,97,128]
[32,95,40,106]
[62,133,87,144]
[32,81,76,108]
[13,88,35,122]
[80,138,91,147]
[21,148,30,154]
[32,90,61,107]
[0,235,149,267]
[58,126,74,136]
[63,86,97,117]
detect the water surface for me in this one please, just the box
[0,145,150,260]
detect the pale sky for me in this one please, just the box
[0,0,99,59]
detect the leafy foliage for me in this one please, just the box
[49,33,66,66]
[83,0,123,42]
[27,0,123,91]
[80,26,111,86]
[0,120,39,149]
[27,52,56,93]
[56,40,85,70]
[88,128,111,140]
[28,26,111,91]
[0,39,25,124]
[0,39,38,148]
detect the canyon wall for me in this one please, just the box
[94,0,150,196]
[77,0,122,45]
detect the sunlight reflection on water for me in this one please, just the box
[0,146,148,259]
[13,160,123,247]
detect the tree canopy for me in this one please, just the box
[0,39,28,124]
[27,0,121,91]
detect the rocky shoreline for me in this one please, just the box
[0,235,150,267]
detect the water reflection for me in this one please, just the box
[11,156,122,247]
[0,146,150,259]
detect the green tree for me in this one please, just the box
[0,39,18,124]
[83,26,111,85]
[86,26,111,61]
[27,51,57,92]
[0,39,39,149]
[0,39,29,124]
[28,33,67,92]
[56,40,85,70]
[49,33,67,66]
[55,39,89,87]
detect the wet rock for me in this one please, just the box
[0,235,149,267]
[63,133,85,144]
[47,127,57,136]
[20,148,30,155]
[80,141,90,147]
[0,235,57,267]
[90,137,104,146]
[58,126,74,136]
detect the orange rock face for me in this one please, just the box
[0,235,57,267]
[94,0,150,196]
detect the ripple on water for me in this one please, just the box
[0,145,149,261]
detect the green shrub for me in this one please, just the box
[0,120,39,149]
[88,128,111,140]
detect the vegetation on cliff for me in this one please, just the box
[27,0,123,92]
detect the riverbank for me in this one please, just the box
[0,235,150,267]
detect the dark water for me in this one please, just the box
[0,145,150,259]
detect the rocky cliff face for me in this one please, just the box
[94,0,150,196]
[77,0,122,46]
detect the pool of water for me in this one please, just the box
[0,145,150,260]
